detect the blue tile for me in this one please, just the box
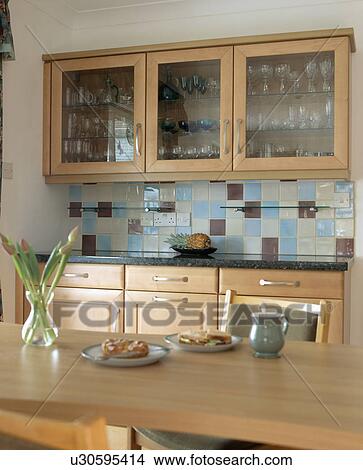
[298,181,316,200]
[244,182,261,201]
[335,182,353,194]
[83,202,97,219]
[69,185,82,202]
[336,207,354,218]
[176,183,192,201]
[210,201,226,218]
[144,184,160,201]
[245,219,261,237]
[97,234,112,252]
[279,238,297,255]
[144,226,159,235]
[112,201,127,218]
[144,201,159,209]
[262,201,279,219]
[210,236,225,252]
[316,219,335,237]
[82,217,96,234]
[128,235,143,252]
[192,201,209,218]
[176,226,192,235]
[280,219,297,237]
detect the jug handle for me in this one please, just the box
[282,317,289,335]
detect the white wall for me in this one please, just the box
[1,0,363,342]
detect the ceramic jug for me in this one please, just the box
[249,312,288,358]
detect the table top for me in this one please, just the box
[1,323,363,449]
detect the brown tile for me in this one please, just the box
[82,235,96,255]
[160,201,176,212]
[262,238,279,256]
[210,219,226,236]
[336,238,354,257]
[98,202,112,217]
[128,218,143,234]
[227,184,243,200]
[69,202,82,218]
[299,201,316,219]
[245,201,261,218]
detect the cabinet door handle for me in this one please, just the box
[152,276,188,283]
[259,279,300,287]
[236,118,243,154]
[62,273,89,279]
[223,119,230,155]
[135,123,142,157]
[153,296,188,303]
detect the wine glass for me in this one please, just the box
[259,64,273,94]
[275,63,289,94]
[180,76,187,98]
[320,59,334,92]
[305,61,318,93]
[247,64,256,95]
[287,70,301,93]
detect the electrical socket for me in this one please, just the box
[154,213,176,226]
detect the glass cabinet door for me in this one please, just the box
[51,54,145,175]
[233,38,349,171]
[146,47,233,172]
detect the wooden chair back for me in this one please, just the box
[0,410,108,449]
[221,290,330,343]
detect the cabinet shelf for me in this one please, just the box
[247,91,333,99]
[247,127,333,133]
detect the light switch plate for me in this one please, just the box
[154,213,176,226]
[2,162,13,179]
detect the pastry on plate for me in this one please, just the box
[101,338,149,358]
[178,329,231,346]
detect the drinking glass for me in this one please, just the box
[180,76,187,98]
[263,143,274,158]
[288,105,298,129]
[247,64,256,95]
[320,59,333,92]
[274,63,289,94]
[287,70,301,93]
[298,105,307,129]
[305,61,318,93]
[259,64,273,94]
[325,97,333,128]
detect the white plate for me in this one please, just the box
[164,334,242,353]
[81,343,170,367]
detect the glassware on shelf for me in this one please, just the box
[180,76,187,97]
[304,61,318,93]
[287,70,301,93]
[307,111,322,129]
[262,143,274,157]
[259,64,273,94]
[297,105,308,129]
[320,59,334,92]
[247,64,256,95]
[274,63,289,94]
[325,97,334,128]
[206,77,219,98]
[160,117,177,133]
[288,104,298,129]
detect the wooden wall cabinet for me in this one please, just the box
[43,29,353,182]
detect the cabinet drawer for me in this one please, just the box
[54,264,124,289]
[125,266,218,293]
[124,291,218,334]
[220,269,344,299]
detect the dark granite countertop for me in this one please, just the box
[36,251,353,271]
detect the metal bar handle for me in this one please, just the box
[62,273,89,279]
[153,276,188,283]
[223,119,230,155]
[236,118,243,154]
[153,296,188,303]
[135,123,142,157]
[259,279,300,287]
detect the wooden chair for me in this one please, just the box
[0,410,108,449]
[132,290,331,450]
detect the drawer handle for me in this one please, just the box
[153,296,188,303]
[62,273,89,279]
[259,279,300,287]
[152,276,188,283]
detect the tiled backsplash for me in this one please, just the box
[68,180,354,257]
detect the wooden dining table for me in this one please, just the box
[1,322,363,449]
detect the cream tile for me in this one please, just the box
[244,237,262,254]
[280,201,298,219]
[127,183,144,201]
[226,218,243,236]
[192,218,209,233]
[192,181,209,200]
[316,238,335,256]
[177,213,191,226]
[297,238,316,255]
[96,218,113,234]
[316,181,335,200]
[143,235,159,252]
[160,183,176,201]
[209,182,226,200]
[159,235,174,252]
[261,219,279,237]
[112,219,128,237]
[140,212,154,227]
[112,183,128,201]
[112,234,128,251]
[316,208,335,219]
[95,183,113,201]
[176,200,192,212]
[81,184,98,202]
[159,226,176,235]
[262,182,279,200]
[298,219,315,237]
[335,219,354,238]
[226,200,244,219]
[280,182,298,201]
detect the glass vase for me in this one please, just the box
[22,291,58,347]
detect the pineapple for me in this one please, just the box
[166,233,211,250]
